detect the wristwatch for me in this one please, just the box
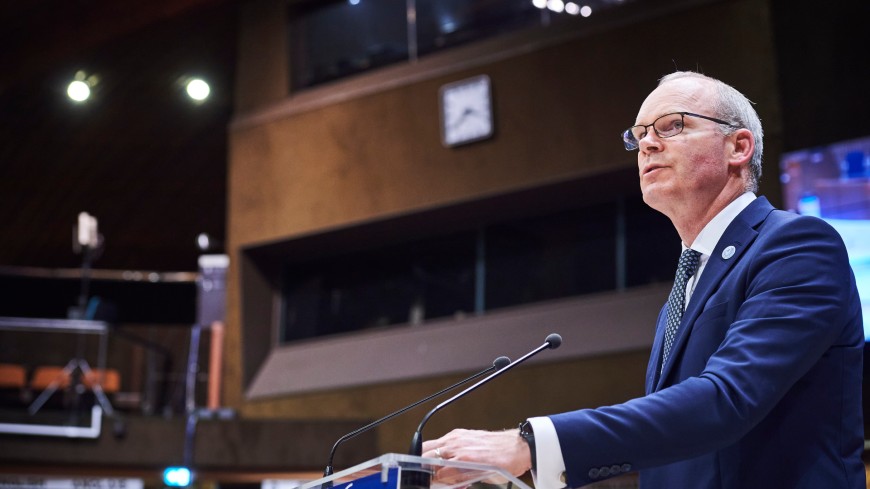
[518,420,537,472]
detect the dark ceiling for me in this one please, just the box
[0,0,237,272]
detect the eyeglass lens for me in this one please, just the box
[631,113,684,141]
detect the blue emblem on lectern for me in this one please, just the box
[331,467,400,489]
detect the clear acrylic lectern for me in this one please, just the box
[299,454,532,489]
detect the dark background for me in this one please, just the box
[0,0,235,273]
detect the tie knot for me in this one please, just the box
[678,249,702,277]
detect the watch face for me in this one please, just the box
[439,75,494,147]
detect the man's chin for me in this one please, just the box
[641,189,671,214]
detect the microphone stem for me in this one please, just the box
[411,341,552,455]
[324,363,498,476]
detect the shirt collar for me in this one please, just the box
[685,192,756,255]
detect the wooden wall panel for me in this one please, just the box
[229,0,779,247]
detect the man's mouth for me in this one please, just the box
[642,163,666,176]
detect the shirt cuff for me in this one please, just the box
[527,416,567,489]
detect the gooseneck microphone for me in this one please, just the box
[408,333,562,457]
[322,355,511,480]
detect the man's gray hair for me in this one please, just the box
[659,72,764,193]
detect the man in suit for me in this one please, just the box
[422,72,865,488]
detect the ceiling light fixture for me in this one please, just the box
[547,0,565,13]
[67,71,98,103]
[185,78,210,102]
[67,81,90,102]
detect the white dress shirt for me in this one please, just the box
[527,192,756,489]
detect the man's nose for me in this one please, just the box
[638,127,662,152]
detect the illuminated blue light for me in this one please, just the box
[163,467,193,487]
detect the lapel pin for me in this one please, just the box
[722,245,736,260]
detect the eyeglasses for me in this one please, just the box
[622,112,740,151]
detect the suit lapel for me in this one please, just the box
[655,197,775,390]
[646,304,668,394]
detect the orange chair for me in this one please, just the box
[83,369,121,393]
[0,364,27,389]
[30,366,71,390]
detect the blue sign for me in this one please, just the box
[331,467,399,489]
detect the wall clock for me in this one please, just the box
[439,75,494,147]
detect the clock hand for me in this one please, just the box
[449,107,477,130]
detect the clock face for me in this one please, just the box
[439,75,494,147]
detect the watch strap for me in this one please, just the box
[518,420,537,472]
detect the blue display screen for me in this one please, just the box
[780,136,870,339]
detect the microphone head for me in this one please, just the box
[545,333,562,349]
[493,356,511,369]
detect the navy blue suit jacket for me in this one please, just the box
[550,197,864,488]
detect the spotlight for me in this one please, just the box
[163,467,193,487]
[532,0,547,8]
[67,71,98,103]
[185,78,210,102]
[67,81,90,102]
[580,5,592,17]
[547,0,565,13]
[565,2,580,15]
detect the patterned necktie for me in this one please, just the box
[662,249,702,369]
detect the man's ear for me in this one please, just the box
[728,128,755,167]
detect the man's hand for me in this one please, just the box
[421,428,532,482]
